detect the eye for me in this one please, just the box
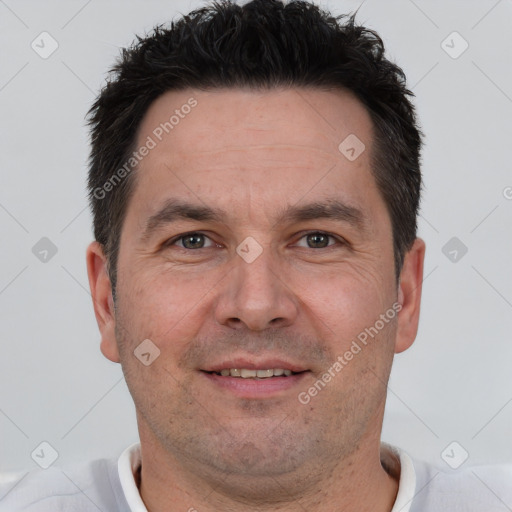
[168,232,216,250]
[295,231,341,249]
[164,231,343,251]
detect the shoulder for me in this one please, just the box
[0,457,128,512]
[410,457,512,511]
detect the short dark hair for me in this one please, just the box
[86,0,423,299]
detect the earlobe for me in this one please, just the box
[85,241,120,363]
[394,238,426,354]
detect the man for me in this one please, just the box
[2,0,511,510]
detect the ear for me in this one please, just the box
[394,237,426,354]
[86,241,120,363]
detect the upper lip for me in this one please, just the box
[202,358,309,373]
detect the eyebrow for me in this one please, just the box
[140,197,369,243]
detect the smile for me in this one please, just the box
[209,368,298,378]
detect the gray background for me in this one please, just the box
[1,0,511,477]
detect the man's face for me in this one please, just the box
[91,87,421,487]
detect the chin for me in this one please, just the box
[191,423,315,478]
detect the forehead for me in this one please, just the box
[138,86,372,158]
[127,87,385,233]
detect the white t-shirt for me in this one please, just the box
[1,442,511,511]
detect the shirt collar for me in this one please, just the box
[117,442,148,512]
[383,443,417,512]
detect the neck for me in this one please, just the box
[137,428,399,512]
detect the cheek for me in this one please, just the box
[297,262,390,340]
[116,263,220,351]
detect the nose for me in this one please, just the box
[214,246,299,331]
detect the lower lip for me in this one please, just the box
[201,371,309,398]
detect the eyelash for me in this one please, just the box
[165,231,344,250]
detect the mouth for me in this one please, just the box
[200,360,310,398]
[204,368,303,378]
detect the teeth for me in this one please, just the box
[215,368,296,378]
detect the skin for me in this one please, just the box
[87,87,425,511]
